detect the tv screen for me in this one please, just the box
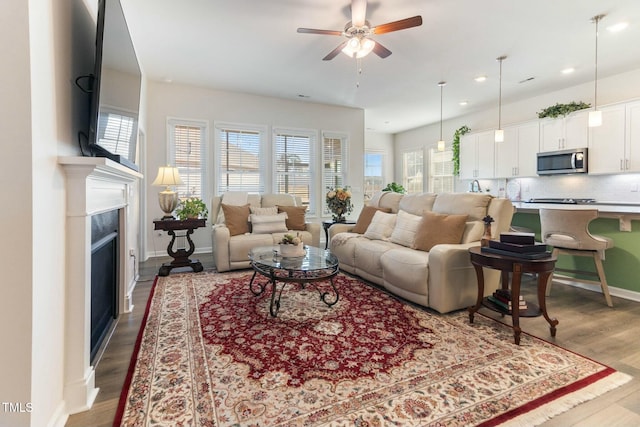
[88,0,141,171]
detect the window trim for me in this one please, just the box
[321,131,349,217]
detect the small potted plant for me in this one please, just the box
[175,197,208,220]
[278,233,305,257]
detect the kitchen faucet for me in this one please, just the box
[471,179,481,193]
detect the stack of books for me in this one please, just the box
[481,232,551,259]
[487,289,527,311]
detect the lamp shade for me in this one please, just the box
[152,166,184,187]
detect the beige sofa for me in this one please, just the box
[329,192,514,313]
[211,193,321,272]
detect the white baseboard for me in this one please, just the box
[552,275,640,303]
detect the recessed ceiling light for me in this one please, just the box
[607,22,628,32]
[297,94,310,98]
[459,100,469,106]
[474,76,487,83]
[561,67,575,74]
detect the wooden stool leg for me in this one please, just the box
[593,253,613,307]
[545,248,559,297]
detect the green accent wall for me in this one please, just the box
[512,212,640,293]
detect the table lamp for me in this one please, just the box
[152,166,183,219]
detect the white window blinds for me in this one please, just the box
[429,148,454,193]
[322,133,347,214]
[274,129,314,208]
[402,149,424,194]
[217,126,264,194]
[170,122,205,198]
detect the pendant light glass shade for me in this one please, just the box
[495,56,506,142]
[437,81,446,151]
[589,14,605,128]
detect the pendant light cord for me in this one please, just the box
[593,15,603,111]
[497,56,505,129]
[438,81,445,140]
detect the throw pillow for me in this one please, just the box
[414,211,468,252]
[250,206,278,216]
[352,206,392,234]
[250,212,289,234]
[390,210,423,247]
[363,211,397,241]
[277,205,307,230]
[221,203,251,236]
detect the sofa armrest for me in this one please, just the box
[427,243,500,313]
[328,223,355,242]
[212,224,231,272]
[305,222,321,248]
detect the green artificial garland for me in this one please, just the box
[537,101,591,119]
[452,125,471,176]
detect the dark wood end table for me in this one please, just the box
[468,246,559,345]
[153,218,206,276]
[322,219,356,249]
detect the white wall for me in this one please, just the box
[395,69,640,196]
[0,0,100,426]
[143,81,365,259]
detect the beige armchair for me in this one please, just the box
[211,193,321,272]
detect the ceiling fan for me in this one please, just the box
[297,0,422,61]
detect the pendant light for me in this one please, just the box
[589,14,605,127]
[495,56,507,142]
[437,81,446,151]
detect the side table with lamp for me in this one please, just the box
[151,165,205,276]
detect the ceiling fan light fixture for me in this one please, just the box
[341,36,375,58]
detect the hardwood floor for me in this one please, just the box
[66,256,640,426]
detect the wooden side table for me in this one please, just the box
[153,218,206,276]
[468,246,559,345]
[322,219,356,249]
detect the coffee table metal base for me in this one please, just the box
[249,265,339,317]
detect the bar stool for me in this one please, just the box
[539,208,614,307]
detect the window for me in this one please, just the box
[322,133,348,215]
[274,128,314,208]
[402,149,424,194]
[364,152,384,201]
[168,119,206,199]
[429,148,455,193]
[215,124,265,194]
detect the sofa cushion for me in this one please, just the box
[262,193,296,207]
[250,213,288,234]
[414,211,468,251]
[432,193,492,221]
[363,211,397,241]
[390,210,422,247]
[354,239,397,279]
[462,221,485,243]
[352,206,392,234]
[381,248,430,295]
[250,206,278,216]
[398,193,437,216]
[229,234,274,262]
[222,203,251,236]
[277,205,307,230]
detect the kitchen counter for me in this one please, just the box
[512,201,640,231]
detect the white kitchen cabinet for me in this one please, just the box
[459,130,495,179]
[540,110,589,152]
[495,121,539,178]
[589,101,640,174]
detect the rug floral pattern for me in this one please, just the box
[117,271,630,426]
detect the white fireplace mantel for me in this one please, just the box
[59,156,142,414]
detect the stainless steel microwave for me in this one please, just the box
[537,148,588,175]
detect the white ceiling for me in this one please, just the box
[120,0,640,134]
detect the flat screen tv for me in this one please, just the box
[87,0,141,172]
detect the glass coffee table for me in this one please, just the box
[248,245,340,317]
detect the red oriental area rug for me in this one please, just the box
[115,271,631,426]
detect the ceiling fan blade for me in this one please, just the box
[351,0,367,27]
[323,41,348,61]
[297,27,343,36]
[372,15,423,34]
[372,41,392,58]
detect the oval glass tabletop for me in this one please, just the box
[248,245,338,272]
